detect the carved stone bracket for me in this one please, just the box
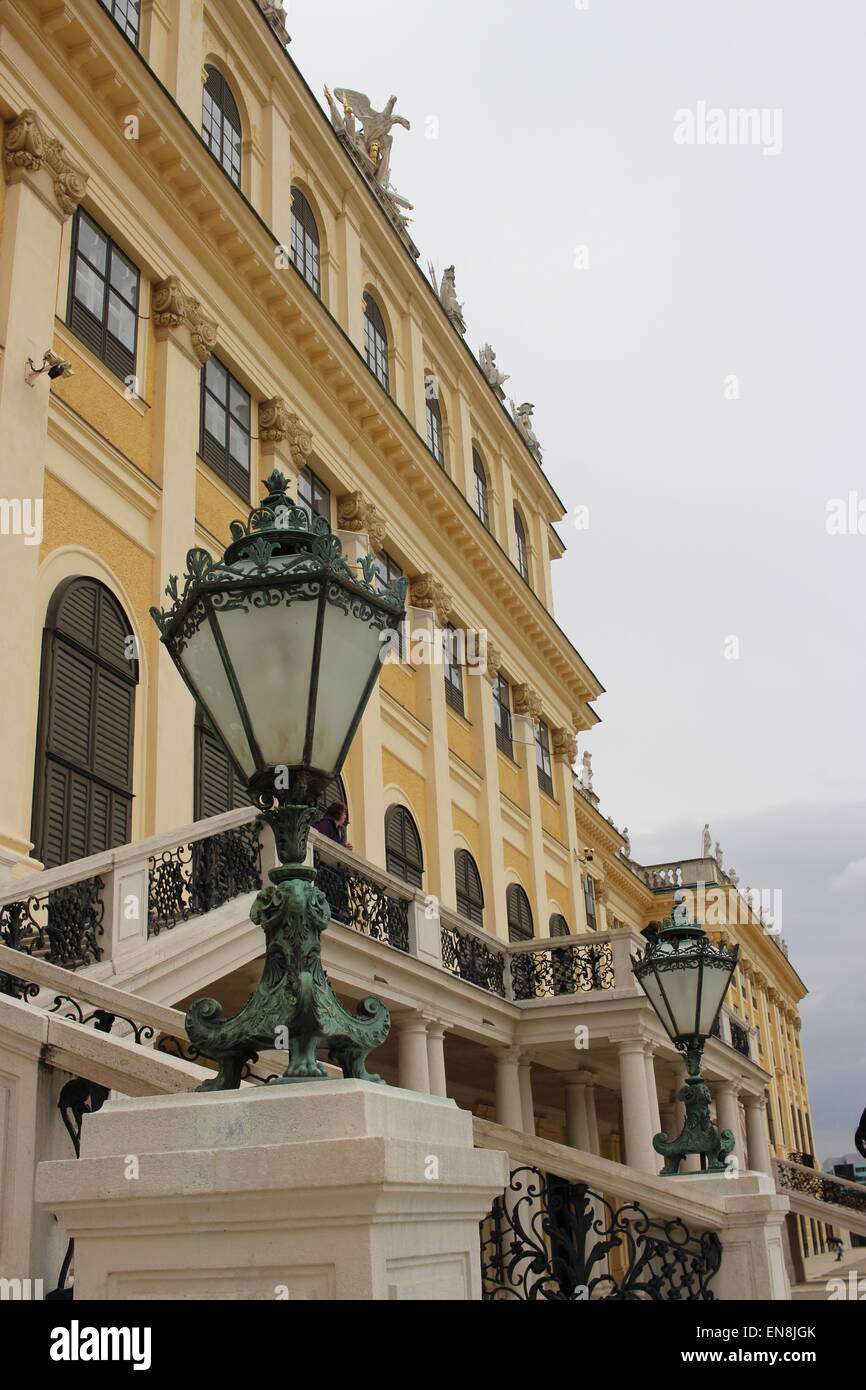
[512,684,542,722]
[4,110,88,217]
[259,398,313,470]
[152,275,218,362]
[485,643,502,681]
[409,572,452,627]
[552,727,577,765]
[337,491,387,551]
[255,0,290,44]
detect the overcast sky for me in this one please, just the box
[285,0,865,1160]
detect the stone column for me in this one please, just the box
[167,0,205,124]
[494,1047,524,1131]
[518,1059,535,1136]
[426,1021,448,1098]
[409,577,456,911]
[147,276,219,833]
[334,205,364,347]
[714,1080,743,1159]
[584,1084,600,1155]
[615,1037,657,1174]
[512,684,547,932]
[742,1093,773,1175]
[0,112,88,872]
[552,729,584,931]
[395,1015,430,1094]
[643,1045,662,1172]
[564,1073,591,1152]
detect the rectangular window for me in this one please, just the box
[99,0,140,44]
[199,355,251,500]
[493,673,513,758]
[67,209,139,383]
[535,719,554,797]
[443,624,464,716]
[297,466,331,525]
[374,550,406,660]
[583,874,597,931]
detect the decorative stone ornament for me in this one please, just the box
[409,572,452,627]
[152,275,218,362]
[4,109,88,216]
[337,491,387,551]
[512,684,542,721]
[258,398,313,469]
[479,343,509,399]
[485,643,503,681]
[552,727,577,764]
[255,0,290,43]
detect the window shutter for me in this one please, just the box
[384,806,423,888]
[507,884,534,942]
[195,713,249,819]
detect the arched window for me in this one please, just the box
[514,508,530,583]
[472,448,490,530]
[506,883,534,942]
[549,913,570,937]
[425,375,444,466]
[32,578,137,867]
[455,850,484,926]
[384,805,423,887]
[194,706,249,819]
[290,187,321,296]
[202,65,242,187]
[363,292,389,392]
[317,774,348,819]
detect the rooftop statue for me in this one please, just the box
[479,343,509,398]
[429,263,466,334]
[580,750,594,792]
[702,823,712,858]
[331,88,410,189]
[510,400,543,461]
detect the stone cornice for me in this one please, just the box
[3,108,88,216]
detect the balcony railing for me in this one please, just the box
[440,909,507,995]
[149,824,262,935]
[313,841,411,954]
[729,1020,751,1059]
[509,937,614,999]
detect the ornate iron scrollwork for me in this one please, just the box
[314,852,410,953]
[509,942,614,1000]
[0,877,104,977]
[480,1165,722,1300]
[776,1160,866,1216]
[441,921,506,995]
[148,824,262,935]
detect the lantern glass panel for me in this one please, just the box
[312,598,386,773]
[214,588,320,768]
[174,608,257,778]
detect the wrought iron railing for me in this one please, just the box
[775,1159,866,1217]
[729,1020,751,1059]
[788,1151,815,1168]
[480,1165,722,1300]
[0,877,104,982]
[148,824,262,936]
[509,941,614,1000]
[313,849,410,953]
[441,916,507,996]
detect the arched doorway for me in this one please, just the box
[32,578,137,867]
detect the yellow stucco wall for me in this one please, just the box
[503,842,531,889]
[380,660,419,718]
[545,872,569,914]
[540,794,563,841]
[446,709,478,770]
[452,803,481,861]
[196,468,244,545]
[52,331,155,479]
[497,753,527,810]
[382,747,428,846]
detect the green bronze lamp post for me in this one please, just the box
[632,916,739,1175]
[150,469,407,1090]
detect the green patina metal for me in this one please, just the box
[653,1040,736,1176]
[150,470,406,1090]
[185,802,390,1090]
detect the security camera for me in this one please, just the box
[26,350,73,387]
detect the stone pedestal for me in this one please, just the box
[36,1081,508,1301]
[677,1170,791,1300]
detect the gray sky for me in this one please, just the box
[286,0,865,1159]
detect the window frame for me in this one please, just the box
[535,718,554,797]
[290,186,321,297]
[297,464,331,525]
[506,883,534,943]
[384,804,424,889]
[199,354,252,501]
[202,64,242,188]
[363,292,390,392]
[549,913,571,937]
[493,673,513,758]
[67,208,140,383]
[374,550,406,660]
[514,507,530,583]
[583,874,598,931]
[443,623,464,716]
[472,448,490,530]
[98,0,140,44]
[425,375,444,466]
[455,849,484,927]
